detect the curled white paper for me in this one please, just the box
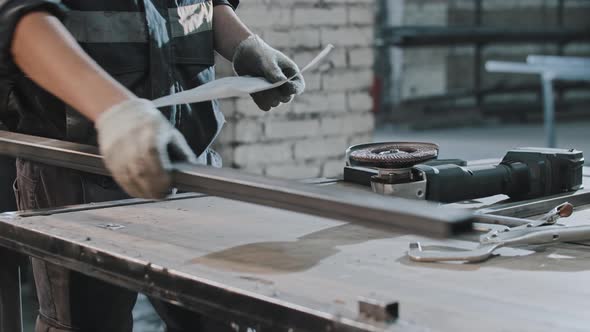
[153,44,334,108]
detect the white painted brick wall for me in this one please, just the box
[264,119,320,139]
[292,92,348,115]
[265,29,321,48]
[293,8,348,26]
[348,92,373,112]
[214,1,376,179]
[348,5,374,25]
[321,27,374,47]
[233,142,293,167]
[294,137,349,160]
[323,69,373,91]
[320,113,374,136]
[349,47,374,67]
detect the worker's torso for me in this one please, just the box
[4,0,222,156]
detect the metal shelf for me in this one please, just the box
[379,26,590,47]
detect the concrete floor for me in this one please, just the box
[375,121,590,165]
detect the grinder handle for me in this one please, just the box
[415,163,529,203]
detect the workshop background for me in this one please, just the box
[211,0,590,181]
[15,0,590,331]
[213,0,375,179]
[374,0,590,162]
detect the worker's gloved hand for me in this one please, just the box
[95,98,197,199]
[233,35,305,111]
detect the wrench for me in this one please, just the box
[408,203,580,263]
[478,202,574,243]
[408,225,590,263]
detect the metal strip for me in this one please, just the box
[476,191,590,218]
[0,193,203,218]
[0,131,473,237]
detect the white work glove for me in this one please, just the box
[96,98,197,199]
[233,35,305,111]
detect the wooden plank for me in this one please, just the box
[2,194,590,331]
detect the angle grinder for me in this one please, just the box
[344,142,584,203]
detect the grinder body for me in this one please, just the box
[414,148,584,203]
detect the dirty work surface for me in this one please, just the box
[2,174,590,331]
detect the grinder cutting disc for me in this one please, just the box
[348,142,439,168]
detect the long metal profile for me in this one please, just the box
[0,130,473,237]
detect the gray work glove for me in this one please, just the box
[96,98,197,199]
[233,35,305,111]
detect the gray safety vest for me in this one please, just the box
[60,0,224,156]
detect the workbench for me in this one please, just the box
[1,168,589,332]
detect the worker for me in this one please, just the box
[0,0,305,331]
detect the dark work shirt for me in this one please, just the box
[0,0,239,156]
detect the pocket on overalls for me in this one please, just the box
[168,1,224,156]
[169,0,215,66]
[12,179,21,211]
[14,159,40,211]
[171,1,215,85]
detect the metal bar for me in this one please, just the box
[3,193,203,218]
[396,81,589,105]
[0,248,23,332]
[542,76,557,148]
[485,61,590,81]
[476,191,590,218]
[474,0,483,107]
[380,26,590,47]
[557,0,565,50]
[0,131,473,237]
[486,61,547,75]
[474,214,530,227]
[474,45,483,106]
[556,0,566,101]
[527,55,590,67]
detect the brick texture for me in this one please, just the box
[214,1,376,179]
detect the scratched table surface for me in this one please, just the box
[1,169,589,332]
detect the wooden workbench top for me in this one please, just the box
[1,171,589,331]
